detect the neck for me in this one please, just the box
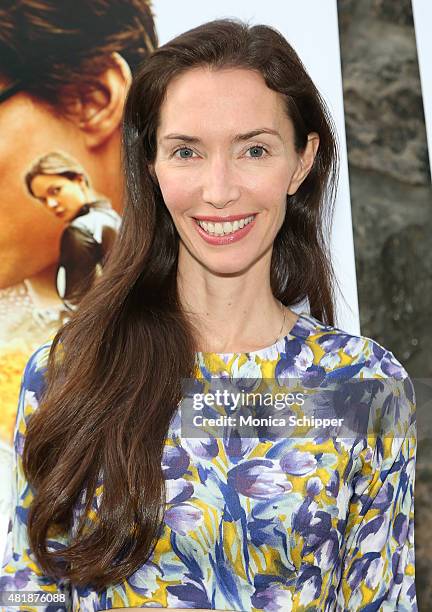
[177,249,295,353]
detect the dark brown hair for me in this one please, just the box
[23,18,339,590]
[0,0,157,108]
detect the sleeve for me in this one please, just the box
[100,225,118,258]
[0,344,72,612]
[57,225,100,309]
[335,372,417,611]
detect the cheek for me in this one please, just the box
[64,185,81,204]
[157,173,194,213]
[156,162,292,213]
[247,170,290,212]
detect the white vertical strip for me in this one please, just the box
[152,0,360,334]
[412,0,432,180]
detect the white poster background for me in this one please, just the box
[152,0,360,334]
[412,0,432,181]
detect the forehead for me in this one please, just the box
[158,66,291,136]
[30,173,69,194]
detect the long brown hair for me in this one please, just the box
[23,18,339,590]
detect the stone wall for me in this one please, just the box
[337,0,432,607]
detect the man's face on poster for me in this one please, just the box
[0,53,131,289]
[30,174,88,223]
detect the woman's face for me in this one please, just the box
[30,174,88,223]
[153,66,318,275]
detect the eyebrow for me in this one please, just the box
[161,128,282,144]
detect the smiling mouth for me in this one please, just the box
[194,214,257,236]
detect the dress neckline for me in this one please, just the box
[195,310,318,358]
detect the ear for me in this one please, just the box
[67,52,132,149]
[74,174,91,196]
[287,132,320,195]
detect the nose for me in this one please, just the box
[201,155,241,209]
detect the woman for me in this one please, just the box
[0,18,417,612]
[25,151,122,312]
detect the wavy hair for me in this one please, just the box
[23,18,339,589]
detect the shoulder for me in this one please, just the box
[296,311,410,382]
[13,340,54,455]
[21,340,54,400]
[293,313,416,434]
[19,340,54,423]
[89,200,120,216]
[68,204,120,237]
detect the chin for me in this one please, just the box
[202,257,255,276]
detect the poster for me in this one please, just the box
[0,0,158,551]
[0,0,355,558]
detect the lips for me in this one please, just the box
[193,213,257,245]
[193,213,258,222]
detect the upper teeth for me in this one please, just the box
[196,215,255,235]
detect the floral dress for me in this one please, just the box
[0,311,417,611]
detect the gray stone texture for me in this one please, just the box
[337,0,432,607]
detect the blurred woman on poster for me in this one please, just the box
[0,18,417,612]
[25,152,121,312]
